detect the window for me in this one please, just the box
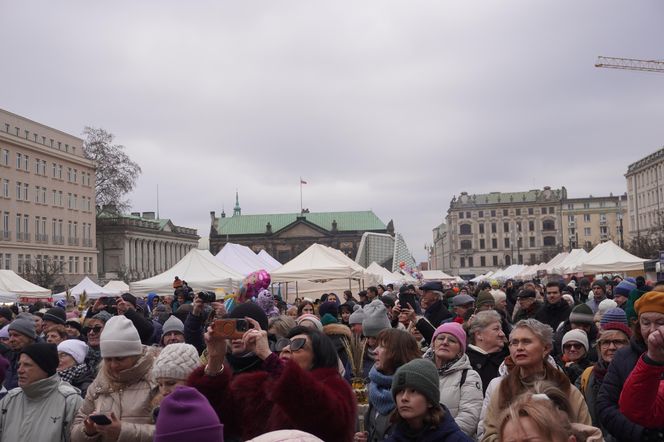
[543,236,556,246]
[479,238,485,249]
[542,219,555,230]
[23,183,28,201]
[516,221,522,232]
[516,209,521,216]
[599,213,607,222]
[492,255,498,266]
[466,212,471,219]
[459,212,464,219]
[15,182,21,200]
[491,210,496,217]
[549,207,555,213]
[584,214,591,222]
[491,223,497,233]
[2,212,8,238]
[505,255,511,266]
[583,202,590,209]
[23,155,28,171]
[568,215,575,222]
[528,208,533,215]
[529,236,536,247]
[2,179,8,198]
[479,223,485,234]
[503,209,508,216]
[492,238,498,249]
[460,240,472,250]
[584,227,591,236]
[567,203,574,210]
[459,224,472,235]
[468,257,474,267]
[480,256,486,267]
[542,207,547,214]
[460,257,466,268]
[529,221,535,231]
[16,152,22,169]
[530,253,536,264]
[503,222,509,232]
[478,210,484,218]
[504,238,510,248]
[1,149,8,166]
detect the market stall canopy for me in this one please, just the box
[366,262,404,285]
[0,290,17,303]
[0,270,51,298]
[271,243,367,283]
[420,270,456,281]
[540,252,569,274]
[103,280,129,293]
[551,249,589,275]
[257,249,282,271]
[130,249,244,296]
[492,265,527,280]
[54,276,120,300]
[581,240,647,274]
[470,271,495,283]
[215,243,274,276]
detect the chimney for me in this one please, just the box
[210,211,216,223]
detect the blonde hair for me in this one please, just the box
[499,390,573,442]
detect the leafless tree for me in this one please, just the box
[627,212,664,259]
[21,257,66,290]
[83,127,141,213]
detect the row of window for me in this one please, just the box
[459,220,555,235]
[459,235,556,251]
[568,226,619,236]
[0,253,94,274]
[458,207,556,219]
[568,214,608,223]
[0,178,93,211]
[566,201,619,210]
[2,123,78,154]
[1,212,93,246]
[459,254,535,268]
[1,148,92,186]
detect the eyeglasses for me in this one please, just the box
[563,343,584,351]
[276,337,307,352]
[599,339,629,348]
[88,326,103,334]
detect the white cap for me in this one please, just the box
[58,339,89,365]
[100,315,142,358]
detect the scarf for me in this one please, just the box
[592,358,610,383]
[424,347,461,375]
[368,365,395,416]
[102,347,154,387]
[58,363,90,384]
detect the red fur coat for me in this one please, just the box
[188,353,356,441]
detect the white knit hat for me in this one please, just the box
[598,299,618,318]
[562,329,589,352]
[100,315,142,358]
[58,339,89,365]
[152,343,200,381]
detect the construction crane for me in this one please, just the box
[595,56,664,73]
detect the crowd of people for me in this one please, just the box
[0,274,661,441]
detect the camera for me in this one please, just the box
[213,319,249,339]
[197,291,217,303]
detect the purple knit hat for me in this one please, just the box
[154,386,223,442]
[432,322,467,351]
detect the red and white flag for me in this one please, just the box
[300,178,307,184]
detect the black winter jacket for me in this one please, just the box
[534,299,572,332]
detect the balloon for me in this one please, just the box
[242,269,271,300]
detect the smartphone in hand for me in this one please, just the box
[89,414,112,426]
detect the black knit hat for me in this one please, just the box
[229,302,268,331]
[43,308,66,325]
[21,343,58,377]
[0,308,12,322]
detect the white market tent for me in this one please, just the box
[514,264,545,280]
[366,262,406,285]
[103,280,129,293]
[551,249,589,275]
[420,270,456,281]
[54,276,120,301]
[130,249,244,296]
[492,265,527,280]
[470,271,495,283]
[257,250,282,271]
[0,290,17,303]
[540,252,569,274]
[0,270,51,299]
[215,243,274,276]
[581,240,647,274]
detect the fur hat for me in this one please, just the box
[348,304,366,325]
[432,322,467,351]
[361,300,391,337]
[100,315,142,358]
[562,329,589,352]
[296,314,323,331]
[569,304,594,325]
[391,359,439,406]
[152,343,200,381]
[57,339,89,365]
[155,386,223,442]
[8,318,36,340]
[21,343,58,377]
[43,307,66,325]
[635,291,664,316]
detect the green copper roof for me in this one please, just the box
[216,211,386,235]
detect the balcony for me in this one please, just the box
[53,235,64,245]
[0,230,9,241]
[599,219,608,226]
[36,234,48,243]
[82,238,93,247]
[68,237,79,246]
[16,232,31,242]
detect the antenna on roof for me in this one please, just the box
[156,184,160,219]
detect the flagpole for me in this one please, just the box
[300,177,303,214]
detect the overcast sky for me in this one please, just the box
[2,1,663,263]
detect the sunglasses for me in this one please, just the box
[275,337,307,352]
[563,343,584,350]
[87,326,103,334]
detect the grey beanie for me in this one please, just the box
[348,304,366,325]
[391,358,440,407]
[361,299,391,337]
[162,315,184,336]
[92,311,113,323]
[8,318,37,340]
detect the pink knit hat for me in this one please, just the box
[432,322,467,351]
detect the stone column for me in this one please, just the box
[124,238,131,272]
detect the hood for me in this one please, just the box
[147,293,158,311]
[323,323,352,339]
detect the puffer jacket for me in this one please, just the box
[596,337,647,442]
[618,354,664,430]
[0,374,82,442]
[425,351,483,438]
[71,346,158,442]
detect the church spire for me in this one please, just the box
[233,190,241,216]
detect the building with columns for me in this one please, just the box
[96,209,198,281]
[625,146,664,239]
[0,108,97,286]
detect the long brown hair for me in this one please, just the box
[390,402,445,428]
[376,328,421,374]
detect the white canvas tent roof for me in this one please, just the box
[420,270,456,281]
[215,243,274,276]
[581,240,647,273]
[470,271,494,283]
[54,276,120,300]
[271,243,367,282]
[103,280,129,293]
[258,250,281,271]
[366,262,405,285]
[0,270,50,298]
[540,252,569,274]
[551,249,589,275]
[130,249,244,296]
[492,265,527,280]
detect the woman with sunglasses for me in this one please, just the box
[82,311,111,377]
[558,329,592,385]
[188,320,355,441]
[423,322,483,438]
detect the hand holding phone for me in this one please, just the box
[89,414,112,426]
[212,319,249,340]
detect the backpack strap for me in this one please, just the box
[579,366,593,395]
[459,369,468,388]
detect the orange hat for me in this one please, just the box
[635,291,664,316]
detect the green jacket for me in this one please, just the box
[625,288,648,325]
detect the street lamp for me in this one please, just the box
[618,213,624,248]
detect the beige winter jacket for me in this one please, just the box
[70,347,158,442]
